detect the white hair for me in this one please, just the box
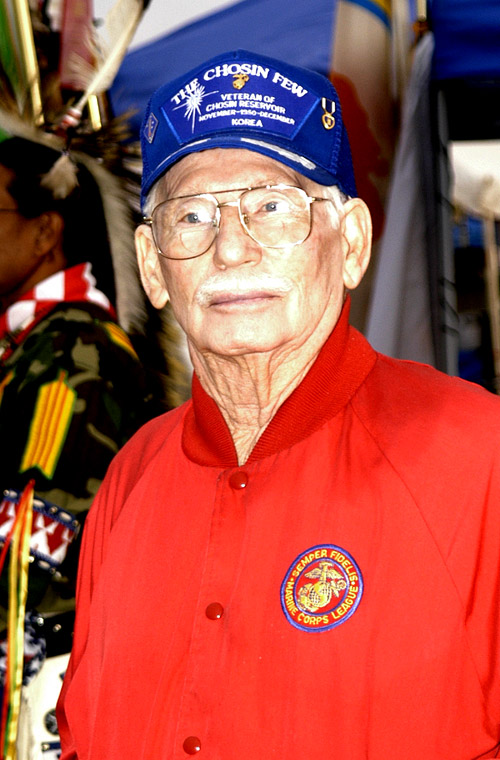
[143,176,164,218]
[308,182,348,228]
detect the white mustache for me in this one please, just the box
[195,273,294,307]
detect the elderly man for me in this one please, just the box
[57,50,500,760]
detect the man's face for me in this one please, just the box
[136,148,371,362]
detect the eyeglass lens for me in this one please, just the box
[151,186,312,258]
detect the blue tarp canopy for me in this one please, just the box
[109,0,336,137]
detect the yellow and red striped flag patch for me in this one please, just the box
[20,369,76,479]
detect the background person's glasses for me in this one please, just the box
[144,184,333,260]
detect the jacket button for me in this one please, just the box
[229,470,248,489]
[183,736,201,754]
[205,602,224,620]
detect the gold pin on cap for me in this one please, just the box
[321,97,336,130]
[233,73,249,90]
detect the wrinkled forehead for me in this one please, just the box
[157,147,312,200]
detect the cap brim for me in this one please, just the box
[141,134,348,209]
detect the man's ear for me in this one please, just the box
[34,212,64,258]
[135,224,170,309]
[340,198,372,291]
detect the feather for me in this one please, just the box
[40,151,79,198]
[58,0,149,130]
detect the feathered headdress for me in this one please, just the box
[0,0,150,327]
[0,0,192,408]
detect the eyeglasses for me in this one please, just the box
[0,209,18,213]
[143,184,334,260]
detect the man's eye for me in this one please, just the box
[176,207,212,226]
[263,201,279,213]
[183,212,202,224]
[260,198,289,214]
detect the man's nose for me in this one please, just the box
[212,205,262,269]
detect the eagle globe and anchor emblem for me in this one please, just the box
[232,72,250,90]
[297,560,347,612]
[281,544,363,632]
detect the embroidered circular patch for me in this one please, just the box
[280,544,363,632]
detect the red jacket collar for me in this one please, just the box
[182,297,376,466]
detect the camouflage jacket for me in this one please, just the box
[0,302,153,506]
[0,303,156,611]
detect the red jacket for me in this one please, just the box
[57,304,500,759]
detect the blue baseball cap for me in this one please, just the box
[140,49,356,211]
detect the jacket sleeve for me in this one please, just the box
[55,502,99,760]
[55,409,176,757]
[55,459,123,758]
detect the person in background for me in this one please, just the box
[0,136,152,510]
[58,50,500,760]
[0,134,157,757]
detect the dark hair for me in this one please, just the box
[0,137,116,304]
